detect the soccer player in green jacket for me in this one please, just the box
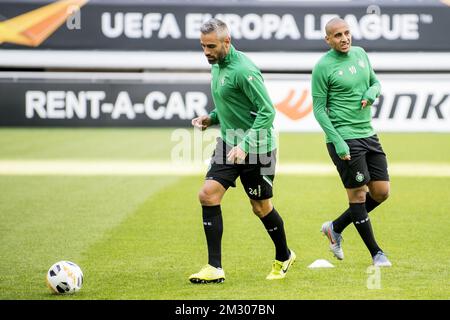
[312,17,391,267]
[189,18,296,283]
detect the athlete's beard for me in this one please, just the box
[208,46,228,64]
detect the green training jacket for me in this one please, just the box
[311,46,381,157]
[208,45,276,154]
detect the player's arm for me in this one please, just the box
[362,51,381,107]
[312,65,350,159]
[236,70,275,154]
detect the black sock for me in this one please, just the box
[202,205,223,268]
[348,202,381,257]
[333,193,381,234]
[260,208,290,261]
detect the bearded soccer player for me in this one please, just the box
[311,17,392,267]
[189,18,296,283]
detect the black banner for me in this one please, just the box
[0,0,449,51]
[1,73,450,130]
[0,300,430,320]
[0,77,213,127]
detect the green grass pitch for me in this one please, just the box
[0,129,449,300]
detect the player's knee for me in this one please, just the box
[349,188,367,203]
[373,190,390,203]
[198,188,220,206]
[356,194,367,203]
[250,200,272,218]
[251,205,264,217]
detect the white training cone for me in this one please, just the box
[308,259,335,268]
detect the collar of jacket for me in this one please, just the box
[218,45,236,68]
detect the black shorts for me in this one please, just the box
[206,138,276,200]
[327,134,390,189]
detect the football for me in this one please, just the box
[46,261,83,294]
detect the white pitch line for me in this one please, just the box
[0,160,204,176]
[0,160,450,177]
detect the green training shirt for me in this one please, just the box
[311,46,381,157]
[208,45,276,154]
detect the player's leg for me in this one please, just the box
[340,150,385,261]
[240,151,295,279]
[332,136,390,233]
[346,185,391,266]
[346,186,382,256]
[198,179,227,267]
[250,198,290,262]
[365,136,391,266]
[189,139,239,283]
[189,179,228,284]
[249,198,296,280]
[331,187,379,231]
[366,135,390,204]
[321,140,368,259]
[346,185,390,265]
[331,188,383,235]
[323,138,375,260]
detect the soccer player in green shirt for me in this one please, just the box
[189,18,296,283]
[312,17,392,267]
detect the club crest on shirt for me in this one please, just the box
[220,76,226,86]
[337,70,344,76]
[358,59,366,68]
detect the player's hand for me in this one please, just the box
[227,146,247,164]
[335,141,351,161]
[191,115,211,131]
[361,100,368,109]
